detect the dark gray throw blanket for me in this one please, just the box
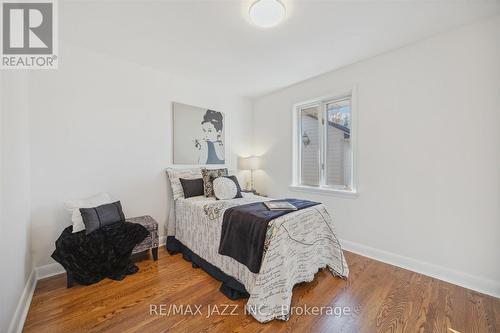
[52,222,149,286]
[218,199,320,273]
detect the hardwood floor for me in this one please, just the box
[24,248,499,333]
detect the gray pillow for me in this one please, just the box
[80,201,125,235]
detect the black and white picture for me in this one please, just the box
[173,102,225,165]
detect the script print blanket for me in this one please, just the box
[174,194,349,322]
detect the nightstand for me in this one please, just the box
[242,190,267,197]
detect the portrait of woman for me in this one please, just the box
[195,110,225,164]
[173,102,225,165]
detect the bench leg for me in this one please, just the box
[152,247,158,261]
[67,271,75,288]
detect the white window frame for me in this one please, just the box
[290,87,358,198]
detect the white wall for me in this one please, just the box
[253,16,500,295]
[0,71,33,332]
[28,43,253,267]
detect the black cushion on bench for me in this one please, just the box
[80,201,125,235]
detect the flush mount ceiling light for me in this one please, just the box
[249,0,286,28]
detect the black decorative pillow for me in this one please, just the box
[201,168,228,197]
[179,178,205,198]
[80,201,125,235]
[213,176,243,200]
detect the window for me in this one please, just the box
[293,91,356,195]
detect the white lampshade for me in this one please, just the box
[239,156,261,170]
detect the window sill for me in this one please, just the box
[289,185,359,198]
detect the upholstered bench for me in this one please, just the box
[128,215,159,261]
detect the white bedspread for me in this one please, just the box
[174,193,349,322]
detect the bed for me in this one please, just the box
[166,168,349,323]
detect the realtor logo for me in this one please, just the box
[1,0,58,69]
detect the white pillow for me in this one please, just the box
[64,193,111,233]
[166,168,202,200]
[213,177,238,200]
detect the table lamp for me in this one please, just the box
[238,156,261,191]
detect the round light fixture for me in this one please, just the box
[249,0,286,28]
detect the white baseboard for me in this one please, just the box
[340,238,500,299]
[7,270,36,333]
[35,262,65,280]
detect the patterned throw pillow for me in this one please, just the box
[201,168,228,197]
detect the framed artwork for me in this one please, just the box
[172,102,225,165]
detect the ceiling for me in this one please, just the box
[61,0,500,97]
